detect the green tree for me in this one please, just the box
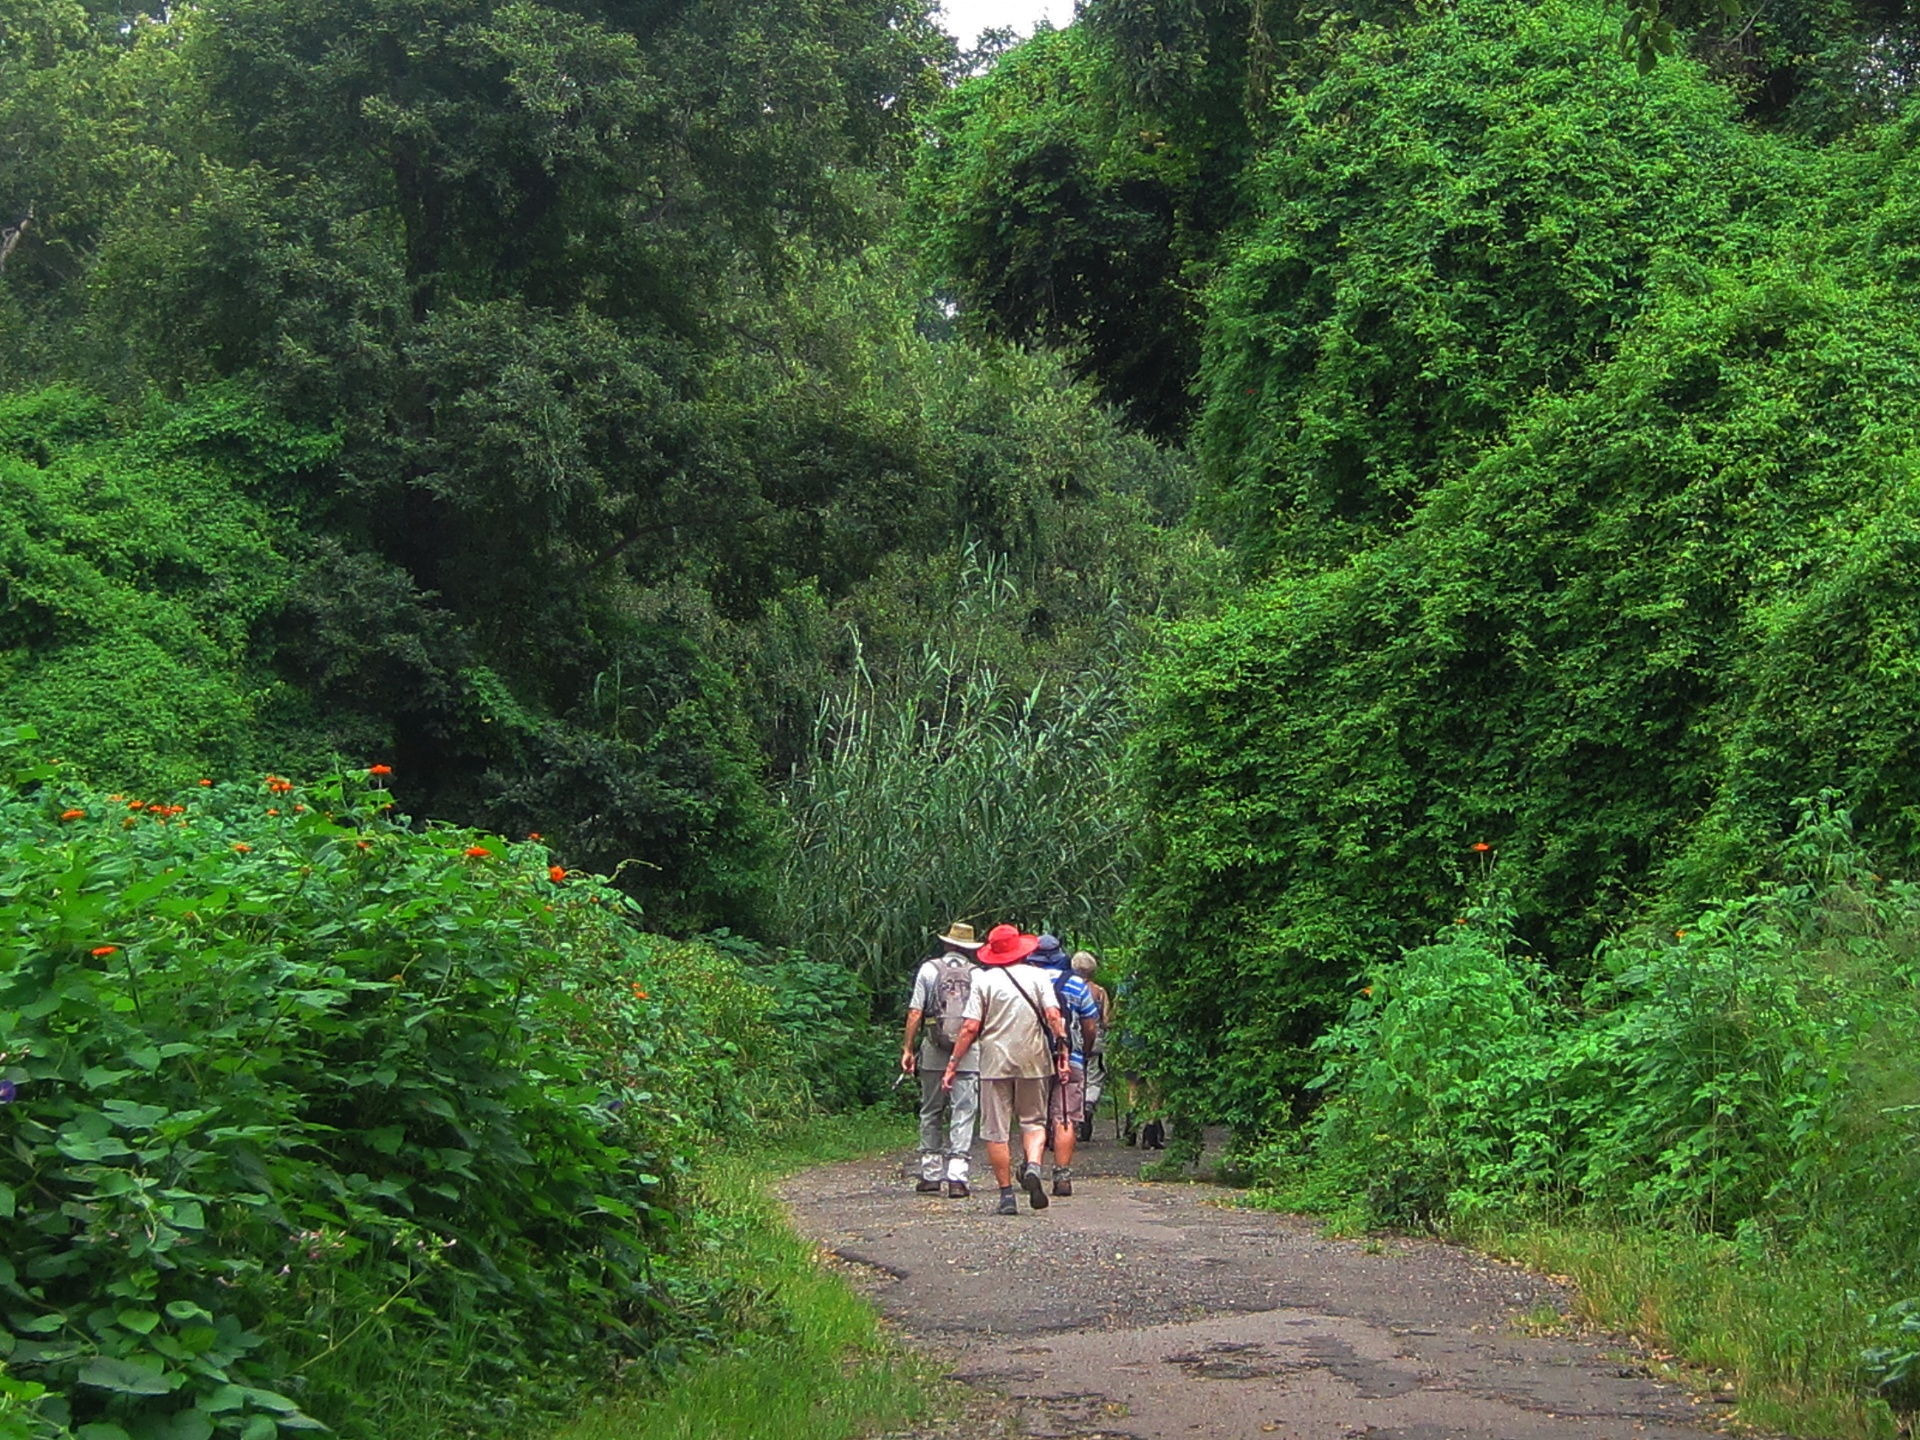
[1124,0,1920,1129]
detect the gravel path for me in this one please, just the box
[782,1129,1757,1440]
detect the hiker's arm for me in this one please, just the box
[1082,1013,1100,1056]
[1046,1006,1070,1079]
[901,1007,923,1073]
[941,1019,983,1091]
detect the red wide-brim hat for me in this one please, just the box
[978,923,1040,967]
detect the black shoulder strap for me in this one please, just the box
[1004,968,1059,1049]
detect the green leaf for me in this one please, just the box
[77,1355,175,1395]
[117,1309,161,1335]
[159,1199,205,1231]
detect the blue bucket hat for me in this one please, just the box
[1032,933,1068,969]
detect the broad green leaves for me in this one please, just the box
[0,745,811,1438]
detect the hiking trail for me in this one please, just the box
[782,1129,1758,1440]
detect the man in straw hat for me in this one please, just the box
[942,924,1070,1214]
[901,921,986,1197]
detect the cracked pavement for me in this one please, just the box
[782,1133,1761,1440]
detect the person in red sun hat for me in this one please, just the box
[942,924,1069,1215]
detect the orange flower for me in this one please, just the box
[630,984,648,1000]
[528,831,542,841]
[368,764,393,777]
[549,865,566,883]
[294,804,306,813]
[91,945,118,957]
[59,808,85,821]
[232,843,252,853]
[266,808,280,817]
[463,845,490,859]
[1471,841,1491,852]
[1361,985,1374,997]
[356,840,371,850]
[198,778,213,787]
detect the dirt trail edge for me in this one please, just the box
[782,1133,1759,1440]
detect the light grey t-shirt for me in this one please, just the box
[911,955,980,1073]
[961,964,1059,1080]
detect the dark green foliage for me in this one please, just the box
[908,26,1207,437]
[0,730,820,1439]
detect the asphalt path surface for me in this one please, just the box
[782,1128,1760,1440]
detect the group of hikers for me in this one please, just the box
[899,921,1110,1215]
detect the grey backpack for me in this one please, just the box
[929,953,976,1048]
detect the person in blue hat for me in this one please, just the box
[1029,933,1101,1196]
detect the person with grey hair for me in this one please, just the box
[901,922,985,1197]
[1071,951,1111,1142]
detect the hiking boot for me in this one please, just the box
[996,1190,1018,1216]
[915,1179,943,1194]
[1052,1176,1073,1197]
[1020,1164,1049,1210]
[947,1181,969,1199]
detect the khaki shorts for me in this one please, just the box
[1047,1064,1086,1127]
[979,1076,1049,1142]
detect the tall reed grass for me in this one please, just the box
[776,550,1140,998]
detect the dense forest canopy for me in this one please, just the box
[10,0,1920,1428]
[0,0,1210,937]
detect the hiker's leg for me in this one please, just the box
[1049,1063,1083,1174]
[1013,1078,1048,1173]
[945,1073,978,1183]
[1083,1055,1105,1139]
[984,1141,1013,1188]
[979,1079,1015,1188]
[916,1070,946,1182]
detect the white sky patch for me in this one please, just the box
[932,0,1075,47]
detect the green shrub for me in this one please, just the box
[0,726,803,1440]
[1276,803,1920,1422]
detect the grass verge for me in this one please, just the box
[547,1107,947,1440]
[1469,1223,1905,1440]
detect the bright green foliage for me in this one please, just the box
[776,557,1141,1000]
[1198,0,1803,569]
[0,727,825,1440]
[1277,805,1920,1404]
[0,387,326,787]
[550,1115,943,1440]
[1125,2,1920,1129]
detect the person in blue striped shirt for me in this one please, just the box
[1030,933,1101,1196]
